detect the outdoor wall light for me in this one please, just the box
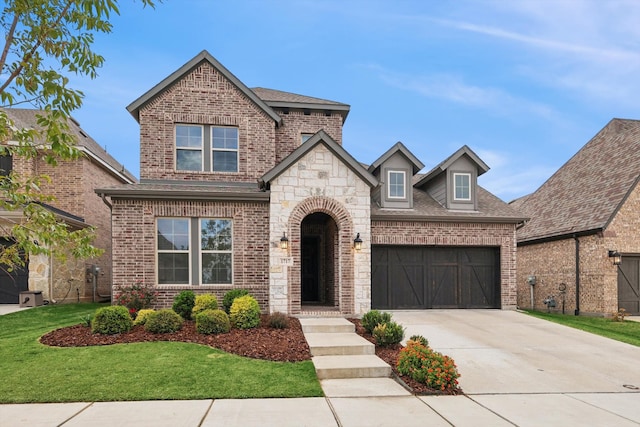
[608,250,622,266]
[280,232,289,250]
[353,233,363,251]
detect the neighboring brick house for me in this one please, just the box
[513,119,640,316]
[97,50,524,315]
[0,108,136,304]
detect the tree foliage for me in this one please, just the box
[0,0,155,270]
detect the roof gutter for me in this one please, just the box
[517,228,602,247]
[372,213,527,224]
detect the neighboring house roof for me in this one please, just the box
[126,50,282,126]
[260,130,377,188]
[1,108,136,184]
[251,87,350,122]
[367,141,425,175]
[372,185,525,223]
[517,118,640,244]
[414,145,489,188]
[96,180,269,202]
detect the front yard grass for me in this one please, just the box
[524,310,640,347]
[0,303,323,403]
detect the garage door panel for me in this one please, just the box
[391,263,425,308]
[462,265,497,308]
[618,257,640,315]
[431,265,457,308]
[371,249,390,309]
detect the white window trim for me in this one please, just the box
[199,218,233,285]
[387,170,406,199]
[175,124,204,172]
[156,218,192,285]
[211,126,239,173]
[453,172,472,201]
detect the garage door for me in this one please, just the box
[372,246,500,309]
[618,256,640,315]
[0,238,29,304]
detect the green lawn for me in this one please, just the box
[0,303,322,403]
[524,310,640,347]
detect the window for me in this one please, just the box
[200,219,232,284]
[454,173,471,201]
[301,133,314,143]
[157,218,233,285]
[212,127,238,172]
[0,154,12,176]
[175,125,238,172]
[157,218,190,284]
[388,170,406,199]
[175,125,203,171]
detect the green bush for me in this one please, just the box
[372,321,405,346]
[172,290,196,320]
[196,309,231,335]
[144,309,184,334]
[91,305,133,335]
[397,341,460,392]
[361,309,392,334]
[222,289,249,314]
[192,294,219,317]
[133,309,156,326]
[267,312,289,329]
[229,295,261,329]
[409,334,429,347]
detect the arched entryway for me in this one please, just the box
[301,212,338,308]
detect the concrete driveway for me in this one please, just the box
[390,310,640,394]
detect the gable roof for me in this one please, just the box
[126,50,282,126]
[414,145,489,188]
[251,87,350,121]
[1,108,136,183]
[260,130,377,188]
[517,118,640,244]
[367,141,425,175]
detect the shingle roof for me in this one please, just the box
[1,108,136,183]
[251,87,350,121]
[372,185,525,223]
[96,180,268,201]
[517,118,640,243]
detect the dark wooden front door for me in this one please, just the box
[372,246,500,309]
[618,256,640,315]
[302,236,320,302]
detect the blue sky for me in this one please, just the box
[69,0,640,202]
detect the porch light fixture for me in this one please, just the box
[280,232,289,250]
[353,233,363,251]
[608,250,622,266]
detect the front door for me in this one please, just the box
[302,236,320,302]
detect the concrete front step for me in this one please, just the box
[312,355,392,380]
[305,333,375,356]
[299,317,355,333]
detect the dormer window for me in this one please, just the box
[388,170,406,199]
[453,173,471,201]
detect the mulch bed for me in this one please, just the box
[40,314,461,395]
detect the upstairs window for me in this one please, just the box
[453,173,471,201]
[301,133,314,144]
[175,125,238,173]
[388,170,406,199]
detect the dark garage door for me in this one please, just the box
[372,246,500,309]
[0,238,29,304]
[618,256,640,315]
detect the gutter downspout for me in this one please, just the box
[574,235,580,316]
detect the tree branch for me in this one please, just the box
[0,12,20,71]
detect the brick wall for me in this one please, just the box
[274,111,344,163]
[138,62,277,182]
[110,198,271,311]
[372,221,518,308]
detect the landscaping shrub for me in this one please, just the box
[409,334,429,347]
[172,290,196,320]
[144,309,183,333]
[361,309,392,334]
[372,321,405,346]
[267,312,289,329]
[222,289,249,314]
[229,295,261,329]
[192,294,219,317]
[133,309,155,326]
[91,305,133,335]
[196,309,231,335]
[397,340,460,392]
[114,282,158,317]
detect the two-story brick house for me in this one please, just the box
[0,108,136,304]
[97,50,525,315]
